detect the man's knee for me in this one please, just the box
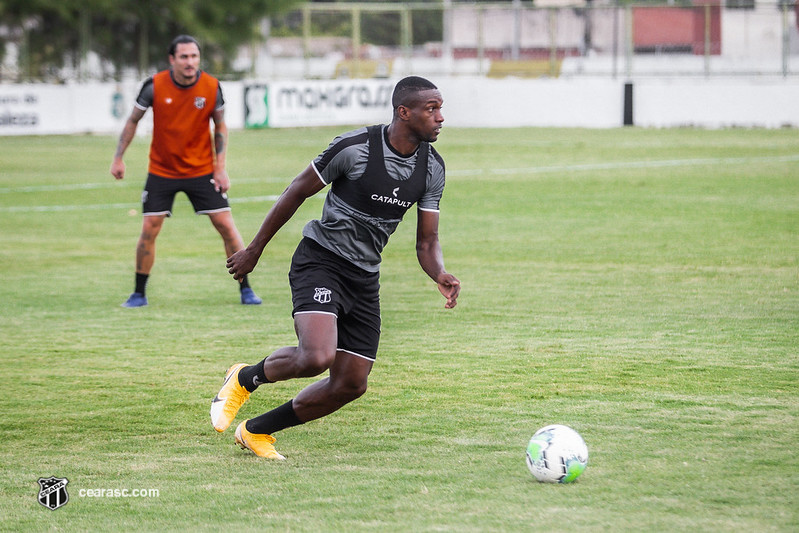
[330,376,368,404]
[295,347,336,378]
[209,213,237,235]
[140,216,164,240]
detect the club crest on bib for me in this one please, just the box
[314,287,332,304]
[37,476,69,511]
[194,96,206,109]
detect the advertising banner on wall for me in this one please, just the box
[3,78,799,134]
[0,86,68,135]
[245,79,394,129]
[244,84,269,128]
[0,84,132,136]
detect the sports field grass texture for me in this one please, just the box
[0,127,797,531]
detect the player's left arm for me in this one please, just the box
[416,209,460,309]
[211,108,230,193]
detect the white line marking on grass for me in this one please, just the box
[1,154,796,213]
[0,183,125,194]
[447,154,799,177]
[0,176,290,194]
[3,202,136,213]
[0,195,283,213]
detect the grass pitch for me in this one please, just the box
[0,126,797,531]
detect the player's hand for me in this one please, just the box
[436,273,460,309]
[110,159,125,180]
[212,170,230,193]
[227,248,259,281]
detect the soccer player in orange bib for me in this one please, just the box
[111,35,261,307]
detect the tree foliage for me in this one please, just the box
[0,0,303,81]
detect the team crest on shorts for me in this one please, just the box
[194,97,206,109]
[37,476,69,511]
[314,287,332,304]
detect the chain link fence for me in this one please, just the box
[253,1,798,80]
[1,2,797,81]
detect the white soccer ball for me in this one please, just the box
[525,424,588,483]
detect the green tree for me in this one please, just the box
[0,0,303,81]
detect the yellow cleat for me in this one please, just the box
[235,421,286,460]
[210,363,250,433]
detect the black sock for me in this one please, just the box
[246,399,304,435]
[135,273,149,295]
[239,275,251,291]
[237,358,270,392]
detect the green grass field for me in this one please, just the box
[0,126,797,531]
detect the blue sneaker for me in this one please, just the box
[121,292,148,308]
[240,287,262,305]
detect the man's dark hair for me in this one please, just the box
[169,35,201,56]
[392,76,437,109]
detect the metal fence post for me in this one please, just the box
[625,4,633,80]
[549,8,558,77]
[782,2,790,78]
[302,6,311,79]
[477,6,485,76]
[401,5,412,77]
[612,2,620,79]
[704,4,711,78]
[442,0,453,76]
[353,5,362,77]
[512,0,522,61]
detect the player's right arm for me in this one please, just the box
[110,106,146,180]
[227,164,326,280]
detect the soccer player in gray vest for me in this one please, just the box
[211,76,460,459]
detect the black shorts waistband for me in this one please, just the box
[300,237,374,276]
[147,172,214,181]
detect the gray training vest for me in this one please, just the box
[330,125,430,221]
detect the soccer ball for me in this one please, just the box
[525,424,588,483]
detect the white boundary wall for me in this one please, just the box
[1,77,798,136]
[633,79,799,129]
[436,78,624,128]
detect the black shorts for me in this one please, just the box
[142,173,230,216]
[289,237,381,361]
